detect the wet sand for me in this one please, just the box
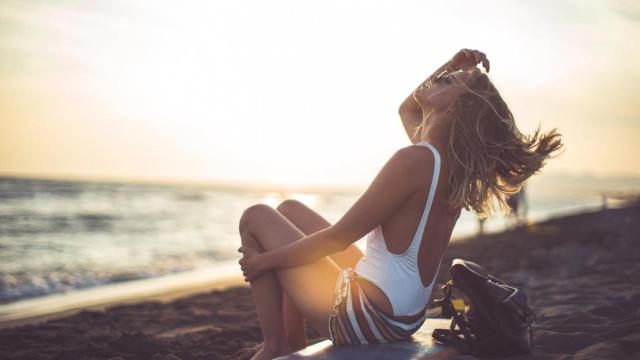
[1,203,639,359]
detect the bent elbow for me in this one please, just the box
[398,106,412,118]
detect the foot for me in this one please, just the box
[249,342,289,360]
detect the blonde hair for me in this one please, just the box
[421,68,563,217]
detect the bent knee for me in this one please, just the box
[239,203,276,233]
[276,199,306,215]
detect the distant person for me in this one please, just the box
[477,215,487,235]
[237,49,563,359]
[507,185,528,227]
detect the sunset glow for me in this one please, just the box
[1,0,639,188]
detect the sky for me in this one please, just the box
[1,0,639,189]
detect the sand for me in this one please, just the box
[1,203,639,359]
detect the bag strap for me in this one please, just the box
[432,328,472,353]
[432,280,454,317]
[432,281,483,354]
[432,314,483,355]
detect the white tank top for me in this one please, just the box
[354,141,442,317]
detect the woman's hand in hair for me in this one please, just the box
[449,49,490,73]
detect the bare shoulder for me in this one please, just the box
[396,143,436,170]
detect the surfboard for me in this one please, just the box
[276,318,453,359]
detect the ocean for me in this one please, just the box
[1,174,638,305]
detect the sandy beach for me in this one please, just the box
[1,203,639,359]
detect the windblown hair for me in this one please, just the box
[427,68,563,217]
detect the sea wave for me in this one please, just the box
[1,175,636,305]
[0,211,119,235]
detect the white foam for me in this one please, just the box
[0,261,241,326]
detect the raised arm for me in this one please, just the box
[399,49,490,144]
[399,61,454,144]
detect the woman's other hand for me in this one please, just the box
[238,245,266,282]
[449,49,490,73]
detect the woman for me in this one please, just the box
[238,49,562,360]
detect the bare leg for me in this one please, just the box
[239,204,340,359]
[240,228,290,360]
[276,200,364,351]
[282,293,307,351]
[276,200,363,269]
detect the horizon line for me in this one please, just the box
[2,169,640,194]
[0,171,365,194]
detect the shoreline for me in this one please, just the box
[1,204,639,359]
[0,261,244,329]
[0,202,621,327]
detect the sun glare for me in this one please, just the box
[259,192,286,208]
[1,0,639,186]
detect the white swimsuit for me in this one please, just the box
[354,141,442,317]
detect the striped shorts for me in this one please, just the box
[327,268,427,345]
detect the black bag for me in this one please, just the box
[432,259,536,358]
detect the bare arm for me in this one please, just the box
[399,49,491,144]
[240,148,422,276]
[399,61,453,144]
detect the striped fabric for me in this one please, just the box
[328,268,427,346]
